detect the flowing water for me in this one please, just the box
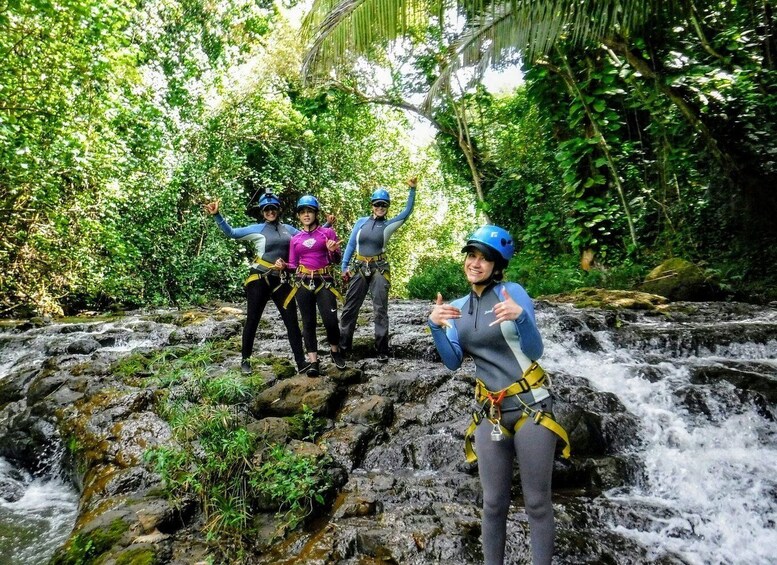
[0,458,79,565]
[0,315,177,564]
[538,307,777,565]
[1,305,776,564]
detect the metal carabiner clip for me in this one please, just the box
[490,422,504,441]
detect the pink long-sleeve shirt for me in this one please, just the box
[288,226,340,271]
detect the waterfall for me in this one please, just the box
[0,457,78,564]
[539,309,777,565]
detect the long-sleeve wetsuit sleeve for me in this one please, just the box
[341,218,363,271]
[213,213,258,239]
[503,282,544,360]
[428,299,465,370]
[383,187,416,240]
[287,237,298,270]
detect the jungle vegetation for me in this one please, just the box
[1,0,775,317]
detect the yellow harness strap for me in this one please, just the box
[244,258,281,286]
[355,253,387,262]
[463,363,571,463]
[282,265,343,308]
[282,286,298,309]
[353,254,391,282]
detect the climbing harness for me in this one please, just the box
[244,257,287,291]
[463,362,571,463]
[283,265,344,308]
[351,254,391,282]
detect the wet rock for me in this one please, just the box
[252,375,340,417]
[109,413,174,467]
[557,315,602,352]
[0,473,26,502]
[320,424,375,471]
[542,288,668,310]
[688,361,777,402]
[341,395,394,427]
[3,299,775,565]
[0,366,38,405]
[333,491,379,519]
[66,337,102,354]
[247,417,292,445]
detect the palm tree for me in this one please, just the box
[301,0,680,106]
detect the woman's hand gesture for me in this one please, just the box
[429,293,461,328]
[203,200,220,215]
[489,287,524,326]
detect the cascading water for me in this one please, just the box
[0,314,179,564]
[539,307,777,565]
[0,457,79,564]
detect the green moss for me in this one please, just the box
[52,518,129,565]
[112,353,154,381]
[114,547,158,565]
[254,356,295,379]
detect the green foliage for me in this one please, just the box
[407,257,470,300]
[114,548,158,565]
[286,405,328,441]
[52,518,129,565]
[137,343,332,555]
[507,253,647,297]
[250,444,332,531]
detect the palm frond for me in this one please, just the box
[302,0,430,82]
[302,0,682,95]
[424,0,677,109]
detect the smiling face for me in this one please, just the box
[464,249,495,287]
[297,207,317,227]
[372,201,389,218]
[262,205,279,221]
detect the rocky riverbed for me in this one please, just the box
[1,294,775,564]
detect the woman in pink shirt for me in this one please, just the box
[287,195,346,376]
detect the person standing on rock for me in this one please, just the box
[286,195,346,376]
[339,177,417,362]
[427,225,570,565]
[204,193,309,375]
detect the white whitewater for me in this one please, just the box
[539,311,777,565]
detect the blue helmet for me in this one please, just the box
[370,188,390,205]
[462,225,514,264]
[296,195,320,212]
[257,192,281,210]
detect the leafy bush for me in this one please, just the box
[508,252,648,297]
[250,444,332,531]
[140,342,333,558]
[407,257,470,300]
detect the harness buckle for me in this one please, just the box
[490,422,504,441]
[308,277,316,291]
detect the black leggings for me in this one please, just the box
[294,279,340,354]
[243,277,306,369]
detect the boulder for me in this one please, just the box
[639,258,720,301]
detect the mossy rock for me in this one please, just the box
[51,517,130,565]
[113,546,158,565]
[255,355,296,379]
[638,258,720,301]
[541,288,668,310]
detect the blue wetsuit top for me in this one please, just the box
[428,281,546,410]
[341,188,416,271]
[214,214,299,274]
